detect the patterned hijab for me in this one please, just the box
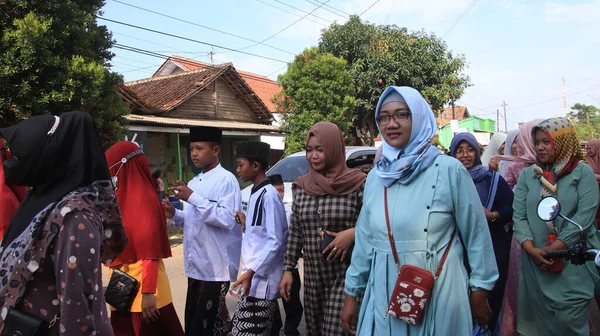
[294,122,366,196]
[374,86,440,187]
[531,118,584,233]
[585,138,600,174]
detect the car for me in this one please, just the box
[241,146,377,211]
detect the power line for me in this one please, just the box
[443,0,479,38]
[97,17,289,64]
[255,0,329,26]
[359,0,381,17]
[273,0,333,23]
[267,65,288,77]
[303,0,349,18]
[511,85,600,110]
[110,0,297,56]
[384,0,400,24]
[237,0,332,52]
[113,32,190,52]
[113,44,274,78]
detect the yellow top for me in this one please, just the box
[108,259,173,312]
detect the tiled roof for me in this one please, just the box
[436,106,470,126]
[126,114,281,132]
[119,63,273,122]
[154,56,282,112]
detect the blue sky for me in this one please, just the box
[101,0,600,130]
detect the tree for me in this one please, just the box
[569,103,599,123]
[0,0,129,147]
[568,103,600,141]
[275,47,355,155]
[319,16,470,145]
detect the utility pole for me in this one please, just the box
[502,101,508,132]
[451,98,455,120]
[496,109,500,132]
[562,76,567,117]
[209,50,215,64]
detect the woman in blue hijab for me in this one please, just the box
[342,86,499,335]
[450,132,515,335]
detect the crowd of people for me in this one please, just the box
[0,85,599,336]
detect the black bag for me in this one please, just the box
[104,268,139,312]
[319,233,335,257]
[1,307,55,336]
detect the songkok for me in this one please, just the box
[381,90,406,106]
[190,126,222,143]
[236,141,270,169]
[269,174,283,186]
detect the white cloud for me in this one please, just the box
[544,1,600,23]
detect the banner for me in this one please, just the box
[125,131,147,152]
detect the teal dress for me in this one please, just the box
[345,155,499,335]
[513,163,600,336]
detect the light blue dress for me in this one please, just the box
[345,155,499,335]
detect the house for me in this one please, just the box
[437,115,497,150]
[117,62,281,184]
[436,106,471,127]
[153,56,286,151]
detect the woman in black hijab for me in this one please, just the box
[0,112,128,335]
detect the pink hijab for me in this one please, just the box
[294,122,366,196]
[493,118,543,164]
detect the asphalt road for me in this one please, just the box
[104,240,307,335]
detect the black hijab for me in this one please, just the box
[0,111,111,246]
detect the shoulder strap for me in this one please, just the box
[484,171,500,210]
[384,187,456,278]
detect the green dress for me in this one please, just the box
[513,163,600,335]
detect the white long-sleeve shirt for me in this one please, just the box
[173,164,241,282]
[241,180,288,300]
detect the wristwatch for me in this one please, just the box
[282,267,295,272]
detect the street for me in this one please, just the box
[103,239,307,334]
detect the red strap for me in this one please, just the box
[384,187,456,278]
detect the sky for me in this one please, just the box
[100,0,600,131]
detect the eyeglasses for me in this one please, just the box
[455,148,476,156]
[376,112,411,125]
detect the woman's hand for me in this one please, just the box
[279,271,294,301]
[470,291,491,326]
[528,247,554,270]
[323,228,356,262]
[483,208,499,222]
[341,295,359,335]
[489,156,500,172]
[141,293,160,323]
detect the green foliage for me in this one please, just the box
[276,47,356,155]
[0,0,128,147]
[319,16,470,144]
[568,103,600,141]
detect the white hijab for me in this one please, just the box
[481,132,507,166]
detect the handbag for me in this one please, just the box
[384,187,456,325]
[104,268,139,312]
[1,307,58,336]
[316,197,354,259]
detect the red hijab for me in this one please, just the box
[0,140,27,238]
[294,122,366,196]
[105,141,171,264]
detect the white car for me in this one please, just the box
[241,146,377,211]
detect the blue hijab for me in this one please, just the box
[449,132,497,208]
[374,86,440,187]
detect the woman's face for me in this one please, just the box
[511,136,520,156]
[306,136,326,172]
[534,129,556,165]
[499,143,506,155]
[586,144,597,157]
[454,141,477,169]
[378,101,412,149]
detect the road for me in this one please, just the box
[103,240,306,334]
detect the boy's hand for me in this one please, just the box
[232,270,255,296]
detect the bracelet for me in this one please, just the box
[282,267,295,272]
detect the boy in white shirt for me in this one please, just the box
[231,141,288,335]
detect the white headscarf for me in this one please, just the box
[481,132,507,166]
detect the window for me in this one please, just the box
[267,156,310,182]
